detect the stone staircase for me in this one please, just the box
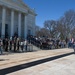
[33,45,41,51]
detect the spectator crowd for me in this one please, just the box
[0,35,75,55]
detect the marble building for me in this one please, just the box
[0,0,37,38]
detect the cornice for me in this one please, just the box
[0,0,37,16]
[0,0,28,13]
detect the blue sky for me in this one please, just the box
[23,0,75,27]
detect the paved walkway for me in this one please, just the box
[0,48,75,75]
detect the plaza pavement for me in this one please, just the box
[0,48,75,75]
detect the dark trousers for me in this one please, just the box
[10,45,12,50]
[17,45,19,50]
[5,45,8,51]
[0,46,2,54]
[73,45,75,54]
[14,44,16,52]
[25,45,27,51]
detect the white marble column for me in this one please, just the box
[10,10,14,37]
[24,15,27,39]
[1,7,6,38]
[18,12,21,37]
[33,23,36,36]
